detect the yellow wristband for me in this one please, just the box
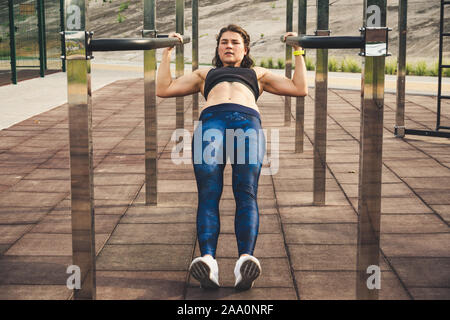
[293,49,305,56]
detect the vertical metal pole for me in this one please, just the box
[395,0,407,138]
[285,0,293,126]
[65,0,96,300]
[176,0,185,129]
[60,0,66,72]
[313,0,329,206]
[143,0,158,205]
[192,0,199,122]
[8,0,17,84]
[357,0,387,300]
[437,0,444,130]
[42,0,47,70]
[37,0,45,77]
[295,0,307,153]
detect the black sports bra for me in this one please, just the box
[203,66,260,101]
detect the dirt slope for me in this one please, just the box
[88,0,449,64]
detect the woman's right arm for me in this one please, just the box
[156,33,203,98]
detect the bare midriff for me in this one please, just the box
[200,76,261,115]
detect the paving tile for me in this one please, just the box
[279,206,357,224]
[0,256,72,285]
[381,234,450,257]
[380,197,433,214]
[284,223,357,244]
[273,178,341,192]
[93,173,144,186]
[388,257,450,288]
[430,205,450,224]
[0,285,71,300]
[10,180,70,193]
[122,206,196,223]
[24,168,70,180]
[96,271,186,300]
[295,271,410,300]
[289,244,357,271]
[5,233,109,256]
[0,191,67,208]
[0,225,33,244]
[409,288,450,300]
[186,287,297,300]
[31,215,120,234]
[96,244,192,271]
[108,223,196,245]
[275,191,349,206]
[380,214,449,233]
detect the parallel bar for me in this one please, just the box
[313,0,329,206]
[176,0,185,130]
[89,36,190,52]
[395,0,407,138]
[192,0,199,122]
[295,0,307,153]
[143,0,158,205]
[405,128,450,138]
[285,0,293,126]
[65,0,96,300]
[8,0,17,84]
[356,0,387,301]
[283,35,364,48]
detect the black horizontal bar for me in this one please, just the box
[440,65,450,68]
[405,129,450,138]
[88,36,190,52]
[438,125,450,130]
[282,35,364,49]
[441,33,450,37]
[438,95,450,99]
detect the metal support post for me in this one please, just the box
[313,0,329,206]
[285,0,293,126]
[395,0,407,138]
[8,0,17,84]
[65,0,96,300]
[295,0,307,153]
[37,0,46,77]
[192,0,199,122]
[176,0,185,129]
[60,0,66,71]
[143,0,158,205]
[357,0,388,300]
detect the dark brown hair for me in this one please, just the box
[212,24,254,68]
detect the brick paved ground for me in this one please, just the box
[0,79,448,299]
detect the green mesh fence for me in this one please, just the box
[45,0,62,70]
[0,0,63,84]
[0,1,11,72]
[14,0,40,68]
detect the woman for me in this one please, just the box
[156,24,307,290]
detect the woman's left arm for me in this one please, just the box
[259,32,308,97]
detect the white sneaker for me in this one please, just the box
[234,255,261,290]
[189,255,220,289]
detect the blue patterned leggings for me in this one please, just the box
[191,103,266,258]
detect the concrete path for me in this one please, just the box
[0,76,448,299]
